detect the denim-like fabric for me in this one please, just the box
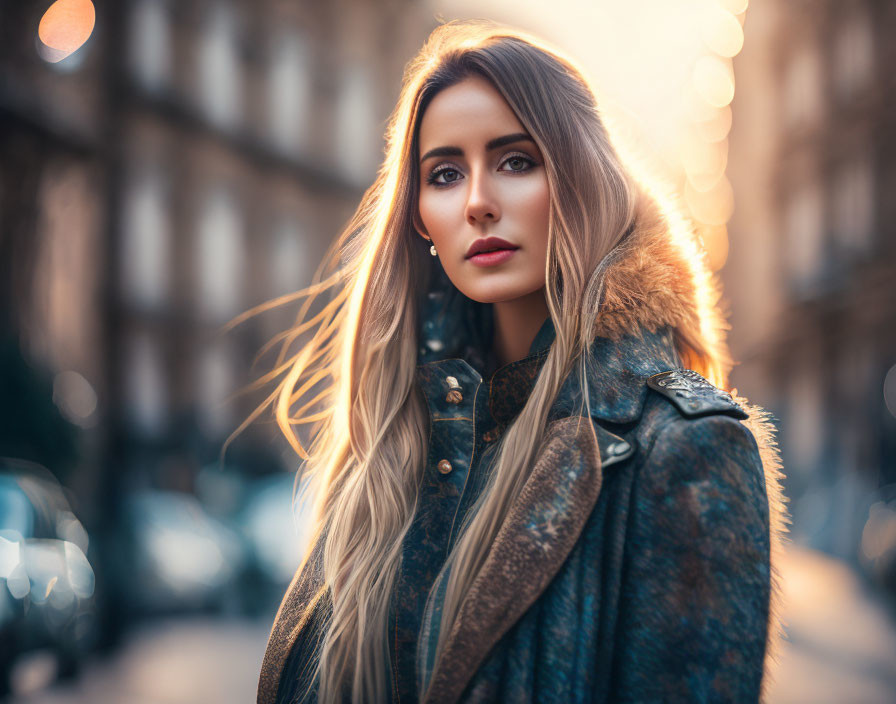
[273,288,771,704]
[390,315,556,704]
[418,404,769,704]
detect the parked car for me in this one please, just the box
[234,470,314,614]
[124,488,247,615]
[0,458,96,697]
[122,465,315,620]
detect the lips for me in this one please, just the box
[465,236,519,259]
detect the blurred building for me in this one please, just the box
[725,0,896,583]
[0,0,435,640]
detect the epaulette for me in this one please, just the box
[647,369,748,420]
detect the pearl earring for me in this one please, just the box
[430,242,438,257]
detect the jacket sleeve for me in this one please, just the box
[612,413,771,703]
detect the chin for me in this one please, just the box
[461,284,541,305]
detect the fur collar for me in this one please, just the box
[594,193,732,383]
[592,192,790,702]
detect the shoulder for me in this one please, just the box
[608,376,774,704]
[623,369,768,516]
[610,372,772,619]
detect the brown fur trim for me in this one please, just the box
[594,192,734,386]
[734,397,791,704]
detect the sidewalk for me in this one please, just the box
[11,618,272,704]
[764,544,896,704]
[10,545,896,703]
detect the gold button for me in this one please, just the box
[437,459,453,475]
[445,376,463,404]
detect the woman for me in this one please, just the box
[252,19,788,704]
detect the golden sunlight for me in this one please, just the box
[432,0,748,270]
[693,56,736,108]
[694,105,733,143]
[38,0,96,63]
[699,4,744,57]
[686,176,735,227]
[681,134,729,191]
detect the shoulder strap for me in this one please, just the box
[647,369,748,420]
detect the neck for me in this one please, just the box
[492,288,550,368]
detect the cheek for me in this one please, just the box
[513,179,550,246]
[524,183,551,284]
[533,190,550,236]
[418,192,461,242]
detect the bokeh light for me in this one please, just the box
[884,363,896,419]
[685,175,735,226]
[695,104,733,143]
[37,0,95,63]
[699,5,744,58]
[693,55,736,108]
[682,134,729,191]
[862,501,896,562]
[717,0,749,14]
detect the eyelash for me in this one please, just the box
[424,152,538,188]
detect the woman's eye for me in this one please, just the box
[427,167,462,186]
[501,155,535,172]
[425,154,536,186]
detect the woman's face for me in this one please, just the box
[416,76,550,304]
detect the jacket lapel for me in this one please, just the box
[420,418,634,704]
[257,536,327,704]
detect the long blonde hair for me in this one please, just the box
[236,20,646,703]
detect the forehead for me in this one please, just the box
[418,76,526,149]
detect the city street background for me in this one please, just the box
[1,0,894,702]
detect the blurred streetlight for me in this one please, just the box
[37,0,95,64]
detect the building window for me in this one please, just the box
[121,166,170,308]
[197,340,235,437]
[335,62,377,184]
[269,217,307,298]
[125,330,167,435]
[832,151,874,256]
[31,163,100,373]
[785,359,825,479]
[196,186,243,321]
[832,9,874,101]
[783,43,823,130]
[198,3,241,129]
[784,179,825,294]
[130,0,171,90]
[267,30,311,155]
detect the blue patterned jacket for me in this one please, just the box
[258,201,788,704]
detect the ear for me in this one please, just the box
[412,209,430,242]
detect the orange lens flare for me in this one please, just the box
[38,0,96,63]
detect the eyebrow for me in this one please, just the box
[419,132,535,164]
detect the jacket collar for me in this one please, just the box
[417,315,681,427]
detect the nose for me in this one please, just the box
[464,168,501,226]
